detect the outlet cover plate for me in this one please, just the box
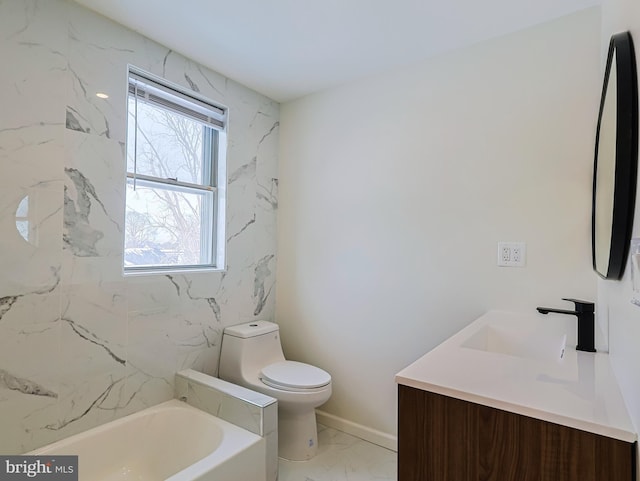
[497,242,526,267]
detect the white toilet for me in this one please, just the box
[219,321,332,461]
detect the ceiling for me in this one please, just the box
[73,0,600,102]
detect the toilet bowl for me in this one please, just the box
[219,321,332,461]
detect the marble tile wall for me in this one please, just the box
[0,0,279,454]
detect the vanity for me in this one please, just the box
[395,29,640,481]
[395,310,637,481]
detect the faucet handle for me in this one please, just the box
[561,298,594,312]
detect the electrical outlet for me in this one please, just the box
[497,242,526,267]
[512,245,522,263]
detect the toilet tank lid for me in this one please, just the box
[224,321,279,338]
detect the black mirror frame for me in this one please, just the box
[592,32,639,280]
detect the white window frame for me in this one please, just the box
[124,67,227,274]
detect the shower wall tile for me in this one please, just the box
[66,5,138,142]
[0,136,65,190]
[55,279,128,437]
[0,0,278,454]
[54,369,130,439]
[0,183,63,314]
[0,315,60,452]
[124,319,179,415]
[62,132,125,266]
[0,384,60,454]
[124,274,219,410]
[0,0,67,132]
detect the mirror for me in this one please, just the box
[592,32,638,279]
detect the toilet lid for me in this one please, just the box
[260,361,331,390]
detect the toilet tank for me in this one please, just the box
[219,321,286,384]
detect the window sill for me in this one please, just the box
[124,266,226,277]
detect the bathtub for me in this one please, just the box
[30,399,266,481]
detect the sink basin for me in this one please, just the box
[461,317,567,362]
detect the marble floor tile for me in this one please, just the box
[278,425,397,481]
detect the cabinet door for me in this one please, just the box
[399,383,478,480]
[398,385,635,481]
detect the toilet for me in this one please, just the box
[219,321,332,461]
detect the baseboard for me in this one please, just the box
[315,409,397,452]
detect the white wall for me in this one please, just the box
[276,8,601,439]
[600,0,640,464]
[0,0,278,454]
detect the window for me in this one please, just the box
[125,69,226,273]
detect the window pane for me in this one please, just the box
[16,221,29,242]
[127,97,207,185]
[124,181,213,268]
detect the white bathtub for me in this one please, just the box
[30,399,266,481]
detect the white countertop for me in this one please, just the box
[395,310,637,443]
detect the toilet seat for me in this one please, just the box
[260,361,331,392]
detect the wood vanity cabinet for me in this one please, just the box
[398,385,636,481]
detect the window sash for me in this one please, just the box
[126,172,216,193]
[125,177,216,270]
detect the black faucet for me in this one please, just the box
[536,298,596,353]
